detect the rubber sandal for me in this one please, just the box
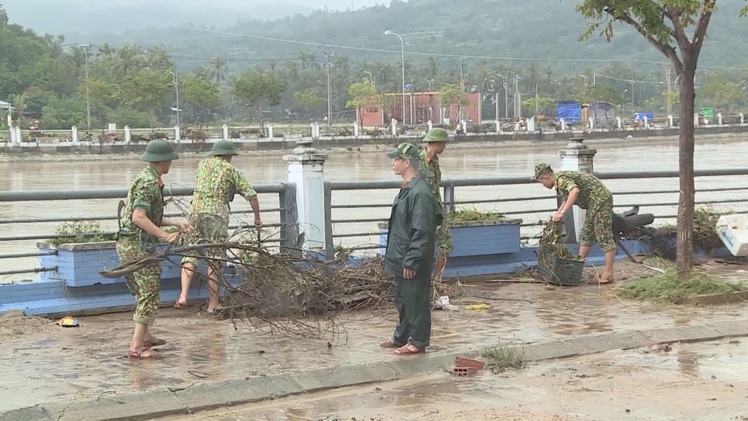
[379,340,404,348]
[393,344,426,355]
[173,301,190,309]
[589,276,614,285]
[144,337,167,348]
[128,348,163,360]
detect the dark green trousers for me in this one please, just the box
[392,275,431,348]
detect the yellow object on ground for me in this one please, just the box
[465,304,490,311]
[56,316,80,327]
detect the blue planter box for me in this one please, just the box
[378,219,523,256]
[38,241,186,287]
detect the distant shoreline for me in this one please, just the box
[1,132,746,163]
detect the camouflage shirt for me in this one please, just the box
[554,170,612,211]
[190,156,257,219]
[418,148,443,204]
[118,166,164,248]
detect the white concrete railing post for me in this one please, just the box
[588,117,594,131]
[268,125,274,139]
[694,113,700,127]
[222,124,229,141]
[560,118,566,132]
[427,120,433,132]
[616,116,622,130]
[391,119,398,136]
[283,140,328,257]
[558,138,597,244]
[71,126,79,146]
[174,125,181,142]
[124,125,131,144]
[668,115,674,128]
[741,113,745,125]
[718,113,723,126]
[643,116,649,128]
[353,122,359,137]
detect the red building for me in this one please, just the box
[359,92,481,127]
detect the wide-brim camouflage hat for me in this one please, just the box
[209,140,239,156]
[139,140,179,162]
[422,127,450,143]
[532,163,553,180]
[386,142,420,160]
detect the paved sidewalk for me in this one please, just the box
[2,263,748,421]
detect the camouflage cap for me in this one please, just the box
[386,142,420,160]
[532,163,553,180]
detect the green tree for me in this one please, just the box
[345,78,379,127]
[208,55,227,84]
[231,70,284,134]
[293,88,323,119]
[522,97,557,116]
[120,69,173,130]
[699,77,744,112]
[40,97,86,129]
[181,75,221,126]
[77,79,117,129]
[575,0,748,275]
[438,83,469,124]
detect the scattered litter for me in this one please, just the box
[433,296,458,311]
[451,356,485,376]
[465,303,490,311]
[56,316,80,328]
[638,343,672,354]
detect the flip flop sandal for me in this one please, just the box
[379,340,404,348]
[173,301,191,309]
[144,337,167,348]
[128,348,163,360]
[393,344,426,355]
[589,276,615,285]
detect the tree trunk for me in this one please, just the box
[676,55,697,277]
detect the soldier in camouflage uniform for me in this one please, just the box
[177,140,262,314]
[117,140,192,359]
[533,163,616,284]
[418,127,453,282]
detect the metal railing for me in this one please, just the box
[0,184,297,279]
[325,169,748,254]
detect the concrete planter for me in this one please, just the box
[377,218,523,257]
[37,241,184,287]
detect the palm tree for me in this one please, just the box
[144,45,174,71]
[427,57,438,80]
[97,43,115,58]
[208,55,227,84]
[114,45,145,80]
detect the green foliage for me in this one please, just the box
[231,70,284,130]
[615,269,747,303]
[438,84,469,108]
[448,207,505,223]
[481,344,526,371]
[49,221,116,246]
[120,69,173,128]
[40,96,86,129]
[699,77,744,111]
[346,78,379,125]
[106,107,152,128]
[180,75,221,123]
[521,97,556,114]
[293,88,323,118]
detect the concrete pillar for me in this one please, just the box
[353,122,359,137]
[495,120,500,134]
[718,113,723,126]
[268,125,274,139]
[14,126,21,145]
[558,138,597,244]
[314,122,320,139]
[8,128,14,146]
[124,125,131,143]
[427,120,433,132]
[71,126,79,146]
[560,118,566,132]
[694,113,700,127]
[741,113,745,125]
[283,140,328,256]
[222,124,229,140]
[643,116,649,128]
[461,120,467,134]
[174,125,181,142]
[668,115,674,128]
[588,117,594,131]
[616,116,622,130]
[391,119,398,136]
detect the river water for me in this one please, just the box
[1,138,747,282]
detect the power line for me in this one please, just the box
[594,73,665,85]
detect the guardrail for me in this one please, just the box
[1,169,747,282]
[326,169,748,253]
[0,184,296,279]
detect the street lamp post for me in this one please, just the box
[579,74,589,87]
[76,43,92,131]
[324,52,334,126]
[168,70,180,127]
[363,71,375,86]
[384,30,406,127]
[497,74,508,119]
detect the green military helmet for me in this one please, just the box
[209,140,239,156]
[422,127,450,143]
[386,142,421,160]
[139,140,179,162]
[532,163,553,180]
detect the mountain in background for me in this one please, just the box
[1,0,389,36]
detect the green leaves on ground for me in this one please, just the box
[615,269,747,303]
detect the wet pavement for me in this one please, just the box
[161,339,748,421]
[1,261,748,416]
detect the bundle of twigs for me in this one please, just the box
[537,220,576,260]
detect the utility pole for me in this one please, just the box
[78,43,92,131]
[428,79,434,91]
[168,70,180,128]
[456,57,467,122]
[514,74,522,119]
[324,52,334,126]
[666,66,672,116]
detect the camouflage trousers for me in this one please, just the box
[181,213,229,267]
[579,196,616,253]
[436,220,453,257]
[116,239,161,326]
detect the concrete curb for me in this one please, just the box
[4,319,748,421]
